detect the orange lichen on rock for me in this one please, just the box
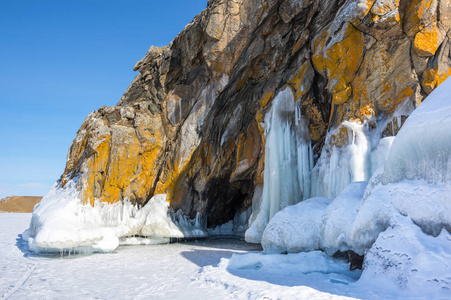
[413,23,445,56]
[301,93,327,142]
[68,108,166,206]
[422,65,451,94]
[351,37,418,118]
[80,128,112,205]
[155,146,197,198]
[288,61,314,101]
[260,91,274,108]
[404,0,438,37]
[312,23,366,105]
[231,121,262,181]
[359,105,376,120]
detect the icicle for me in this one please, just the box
[245,88,314,243]
[179,99,182,122]
[392,119,395,136]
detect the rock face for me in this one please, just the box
[60,0,451,227]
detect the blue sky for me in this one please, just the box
[0,0,208,198]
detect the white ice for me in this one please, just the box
[258,76,451,296]
[261,182,365,255]
[27,181,206,253]
[245,88,314,243]
[245,87,406,244]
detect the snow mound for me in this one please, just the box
[261,197,331,254]
[262,182,365,255]
[361,216,451,295]
[27,180,207,253]
[351,177,451,254]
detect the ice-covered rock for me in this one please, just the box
[27,180,206,253]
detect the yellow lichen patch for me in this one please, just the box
[404,0,437,37]
[260,91,274,108]
[231,121,262,180]
[380,85,415,114]
[312,23,365,105]
[81,131,112,205]
[422,66,451,94]
[301,93,327,141]
[76,111,165,206]
[332,85,352,105]
[166,141,215,208]
[100,128,144,205]
[414,23,445,57]
[155,146,197,197]
[351,37,417,119]
[255,110,266,143]
[255,153,265,185]
[288,61,314,101]
[350,0,374,25]
[360,105,376,119]
[308,124,322,141]
[371,9,401,25]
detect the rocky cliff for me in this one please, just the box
[59,0,451,228]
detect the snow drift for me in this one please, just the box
[260,77,451,293]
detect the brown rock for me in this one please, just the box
[56,0,451,228]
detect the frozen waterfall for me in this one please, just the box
[245,88,413,243]
[245,88,314,243]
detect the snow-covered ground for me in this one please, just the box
[0,213,394,300]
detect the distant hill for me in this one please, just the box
[0,196,42,213]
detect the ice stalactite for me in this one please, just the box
[311,121,373,199]
[245,88,314,243]
[246,89,415,243]
[311,99,414,199]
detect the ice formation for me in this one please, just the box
[310,104,411,199]
[259,77,451,292]
[245,87,408,243]
[208,208,252,236]
[245,88,314,243]
[26,180,207,253]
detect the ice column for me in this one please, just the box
[245,88,313,243]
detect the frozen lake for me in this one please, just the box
[1,214,368,299]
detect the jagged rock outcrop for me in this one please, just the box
[60,0,451,227]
